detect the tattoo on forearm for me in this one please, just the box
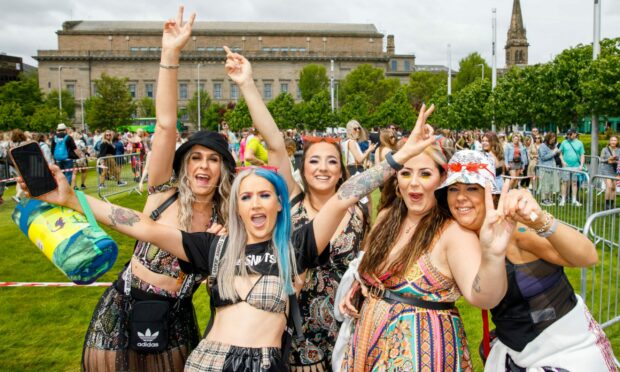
[337,161,394,201]
[472,274,481,293]
[108,206,140,227]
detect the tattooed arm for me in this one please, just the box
[312,104,438,253]
[19,165,189,261]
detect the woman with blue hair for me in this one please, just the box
[22,104,437,370]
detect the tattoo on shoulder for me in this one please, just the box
[337,161,393,201]
[108,206,140,227]
[472,274,481,293]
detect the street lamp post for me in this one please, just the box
[477,64,485,80]
[57,66,63,113]
[330,60,335,113]
[197,63,202,131]
[79,85,85,131]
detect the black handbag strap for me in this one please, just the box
[150,192,179,220]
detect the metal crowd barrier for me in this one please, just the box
[580,208,620,330]
[97,153,144,201]
[533,165,590,232]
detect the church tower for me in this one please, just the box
[505,0,529,67]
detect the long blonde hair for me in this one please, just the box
[176,151,232,231]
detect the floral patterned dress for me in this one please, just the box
[289,194,367,370]
[342,252,472,371]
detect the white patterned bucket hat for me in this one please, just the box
[435,150,499,209]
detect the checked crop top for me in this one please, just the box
[178,221,325,315]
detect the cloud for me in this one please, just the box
[0,0,618,68]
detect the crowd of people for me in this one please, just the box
[7,7,620,372]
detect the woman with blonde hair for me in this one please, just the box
[225,46,371,370]
[342,120,376,176]
[374,129,398,165]
[482,131,506,191]
[80,8,236,371]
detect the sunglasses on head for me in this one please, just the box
[446,162,495,178]
[303,135,340,144]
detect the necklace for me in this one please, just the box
[405,222,418,234]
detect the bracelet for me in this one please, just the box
[537,218,559,238]
[531,210,556,237]
[159,63,180,69]
[385,151,403,171]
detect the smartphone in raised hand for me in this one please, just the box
[9,142,58,197]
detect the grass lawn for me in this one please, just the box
[0,174,618,371]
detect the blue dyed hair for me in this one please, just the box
[253,168,295,295]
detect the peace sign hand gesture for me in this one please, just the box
[224,46,253,87]
[397,104,437,161]
[161,6,196,53]
[479,181,516,258]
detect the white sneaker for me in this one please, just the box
[572,200,582,207]
[558,199,565,207]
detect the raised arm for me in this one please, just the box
[348,139,375,164]
[312,105,437,252]
[223,47,300,197]
[150,7,196,185]
[21,165,188,261]
[446,182,514,309]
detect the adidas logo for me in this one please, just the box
[138,328,159,342]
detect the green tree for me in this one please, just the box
[85,74,136,130]
[339,93,371,127]
[29,105,68,132]
[578,38,620,118]
[267,92,297,129]
[0,102,25,130]
[0,71,43,118]
[203,102,227,131]
[45,89,75,118]
[340,64,399,107]
[297,90,335,130]
[299,64,329,101]
[224,98,252,131]
[186,90,212,126]
[450,79,492,129]
[408,71,448,109]
[370,86,415,128]
[454,52,491,92]
[136,96,156,117]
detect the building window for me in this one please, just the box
[391,60,398,71]
[92,84,98,96]
[145,83,154,98]
[179,83,188,99]
[230,83,238,100]
[280,83,288,94]
[263,82,272,99]
[198,83,205,93]
[128,83,136,98]
[66,83,75,97]
[297,85,301,100]
[404,60,411,71]
[213,82,222,100]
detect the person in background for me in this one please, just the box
[358,127,372,169]
[238,127,250,164]
[520,136,534,189]
[71,131,89,190]
[221,121,239,161]
[0,132,9,205]
[599,135,620,210]
[244,128,268,166]
[437,150,614,371]
[527,135,542,191]
[10,128,30,201]
[538,132,562,207]
[558,129,585,207]
[37,134,54,165]
[505,132,528,189]
[97,130,124,188]
[482,131,505,191]
[374,129,397,166]
[342,120,375,176]
[51,123,82,185]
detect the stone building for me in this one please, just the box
[505,0,529,68]
[0,53,25,86]
[35,21,415,125]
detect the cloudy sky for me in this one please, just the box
[1,0,619,68]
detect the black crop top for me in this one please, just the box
[491,259,577,352]
[179,221,328,310]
